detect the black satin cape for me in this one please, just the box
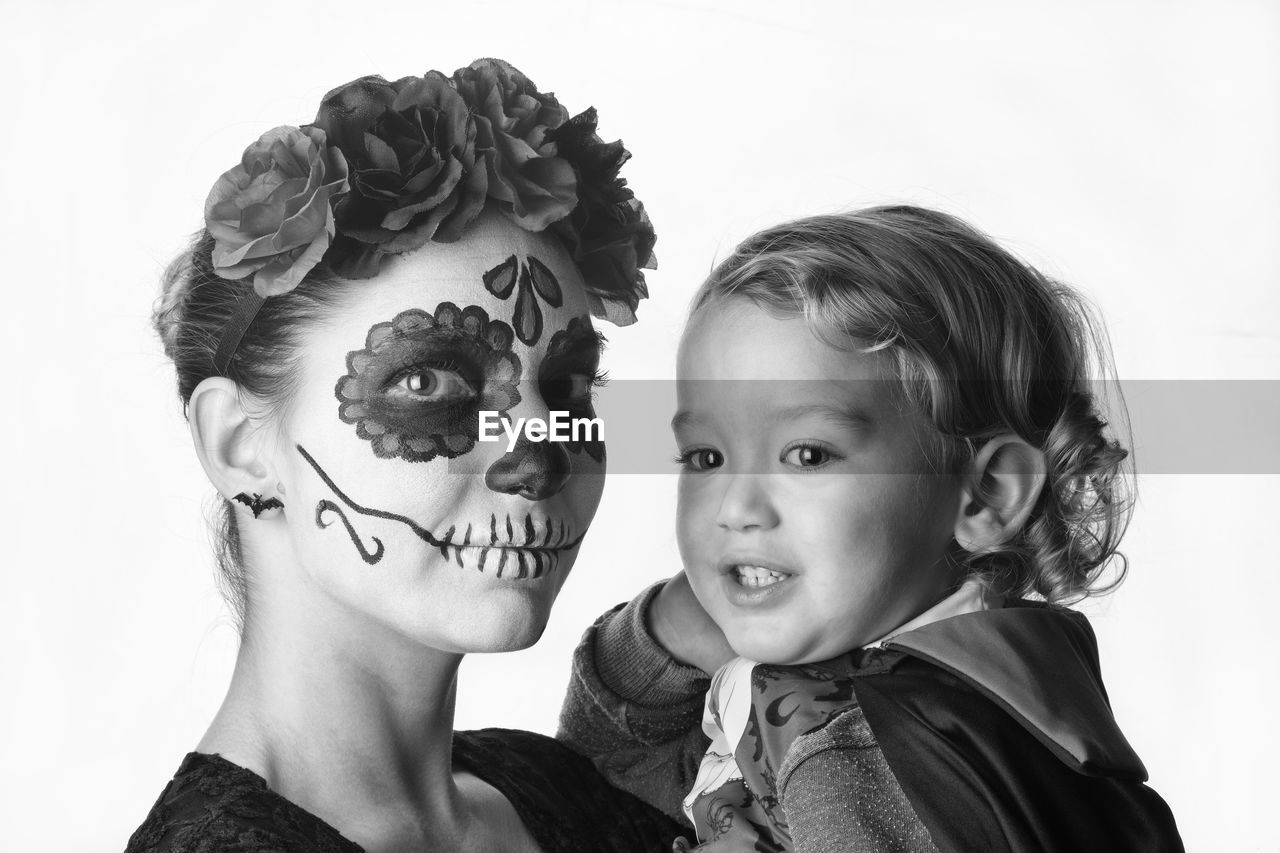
[854,602,1185,852]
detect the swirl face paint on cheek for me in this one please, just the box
[335,302,522,462]
[297,443,585,575]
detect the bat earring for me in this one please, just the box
[233,492,285,518]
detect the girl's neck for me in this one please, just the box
[197,581,470,848]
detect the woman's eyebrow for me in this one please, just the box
[544,320,606,360]
[586,329,609,361]
[561,332,606,363]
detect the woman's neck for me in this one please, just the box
[198,580,470,848]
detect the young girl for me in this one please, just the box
[559,206,1184,851]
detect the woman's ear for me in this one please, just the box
[188,377,283,516]
[954,434,1047,553]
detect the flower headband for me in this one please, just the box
[204,58,655,374]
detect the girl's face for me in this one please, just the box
[271,210,606,653]
[674,299,964,665]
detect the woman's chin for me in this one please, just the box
[406,584,559,654]
[431,617,549,654]
[461,622,547,654]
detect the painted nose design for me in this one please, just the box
[484,434,571,501]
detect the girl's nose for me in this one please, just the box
[715,474,780,531]
[485,433,571,501]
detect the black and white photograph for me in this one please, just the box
[2,1,1276,850]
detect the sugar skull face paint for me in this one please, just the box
[297,441,585,576]
[481,253,564,346]
[335,302,522,462]
[272,208,607,653]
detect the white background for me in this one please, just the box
[2,1,1277,850]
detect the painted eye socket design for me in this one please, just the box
[540,316,607,463]
[336,303,521,462]
[782,443,835,468]
[678,448,725,471]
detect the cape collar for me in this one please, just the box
[885,604,1148,779]
[866,576,1001,648]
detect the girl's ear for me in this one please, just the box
[954,434,1047,553]
[188,377,283,514]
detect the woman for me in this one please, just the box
[127,60,686,852]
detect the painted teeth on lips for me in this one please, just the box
[733,565,789,588]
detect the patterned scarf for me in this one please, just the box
[681,655,862,850]
[682,581,995,850]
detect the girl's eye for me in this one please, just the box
[782,443,833,468]
[676,448,725,471]
[390,368,477,403]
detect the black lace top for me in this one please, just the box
[125,728,689,852]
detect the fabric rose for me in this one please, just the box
[312,72,486,276]
[549,108,656,326]
[453,59,578,232]
[204,125,349,296]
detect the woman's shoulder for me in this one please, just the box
[124,752,361,853]
[453,726,662,802]
[455,728,690,852]
[453,726,610,778]
[126,736,689,852]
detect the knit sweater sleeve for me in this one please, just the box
[778,706,939,853]
[556,581,712,824]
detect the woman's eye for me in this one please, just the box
[782,444,832,468]
[544,373,594,401]
[390,368,477,403]
[677,448,725,471]
[541,370,605,413]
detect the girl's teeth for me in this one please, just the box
[734,565,787,587]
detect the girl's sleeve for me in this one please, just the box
[778,706,939,852]
[557,580,712,824]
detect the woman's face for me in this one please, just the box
[271,209,606,653]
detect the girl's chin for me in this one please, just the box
[721,625,839,667]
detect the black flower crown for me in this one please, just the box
[203,58,655,325]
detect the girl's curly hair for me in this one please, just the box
[692,205,1132,604]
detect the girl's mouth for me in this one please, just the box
[718,557,797,604]
[732,565,790,588]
